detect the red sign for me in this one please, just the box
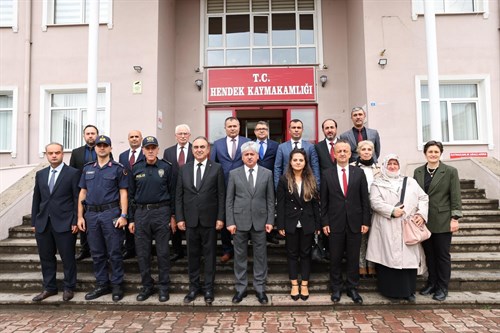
[207,67,316,103]
[450,152,488,159]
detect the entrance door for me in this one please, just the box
[236,109,286,143]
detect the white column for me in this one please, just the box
[87,0,99,126]
[424,0,442,141]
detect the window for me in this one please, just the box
[0,0,18,32]
[39,84,110,154]
[0,88,17,156]
[411,0,489,20]
[42,0,113,30]
[416,76,493,148]
[205,0,318,66]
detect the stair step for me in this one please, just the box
[461,199,499,210]
[460,189,486,199]
[456,222,500,236]
[459,179,475,189]
[451,252,500,269]
[450,236,500,252]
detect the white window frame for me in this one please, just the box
[0,87,18,157]
[411,0,489,20]
[38,83,111,157]
[0,0,18,32]
[200,0,324,68]
[415,75,493,150]
[42,0,113,31]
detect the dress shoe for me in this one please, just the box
[62,290,74,302]
[300,282,309,301]
[75,251,90,261]
[266,234,279,244]
[405,294,416,303]
[204,290,214,305]
[419,283,435,296]
[290,283,300,301]
[220,253,233,263]
[112,285,124,302]
[432,288,448,301]
[331,290,341,303]
[256,292,268,305]
[122,250,136,260]
[232,291,248,304]
[159,289,169,302]
[347,289,363,304]
[32,290,57,302]
[183,290,201,304]
[85,285,111,300]
[170,253,184,263]
[136,287,155,301]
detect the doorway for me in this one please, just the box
[236,109,286,143]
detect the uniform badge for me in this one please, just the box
[158,169,164,177]
[123,169,128,176]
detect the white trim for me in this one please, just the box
[12,0,18,32]
[0,87,18,157]
[316,0,324,68]
[411,0,489,21]
[41,0,113,31]
[199,0,205,72]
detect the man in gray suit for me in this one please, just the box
[339,107,381,163]
[226,141,275,305]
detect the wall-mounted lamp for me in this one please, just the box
[133,65,143,73]
[320,75,328,87]
[378,58,387,69]
[195,79,203,91]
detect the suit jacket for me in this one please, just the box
[119,148,144,172]
[226,166,275,232]
[339,127,381,163]
[276,176,320,235]
[315,139,336,170]
[31,164,80,233]
[69,145,114,172]
[210,136,250,185]
[256,139,279,172]
[320,164,370,233]
[274,139,320,189]
[163,143,195,176]
[175,160,226,228]
[413,162,462,233]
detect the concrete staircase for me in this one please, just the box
[0,179,499,310]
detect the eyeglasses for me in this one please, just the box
[176,132,190,136]
[255,128,268,131]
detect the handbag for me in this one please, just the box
[399,177,432,245]
[311,233,326,262]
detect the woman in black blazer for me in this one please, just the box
[276,149,321,301]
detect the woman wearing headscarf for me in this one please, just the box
[351,140,381,278]
[366,154,428,302]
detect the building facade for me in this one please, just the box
[1,0,498,168]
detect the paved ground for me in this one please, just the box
[0,308,498,332]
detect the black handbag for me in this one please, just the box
[311,233,326,262]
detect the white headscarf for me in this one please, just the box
[373,153,403,192]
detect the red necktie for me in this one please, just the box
[342,168,348,197]
[357,129,363,143]
[330,142,335,162]
[129,150,136,168]
[178,146,185,167]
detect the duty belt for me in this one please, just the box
[136,201,169,210]
[86,202,120,212]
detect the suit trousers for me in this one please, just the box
[233,227,267,293]
[186,225,216,292]
[285,228,313,281]
[135,206,171,291]
[421,232,452,291]
[328,228,362,292]
[35,219,77,291]
[85,208,124,286]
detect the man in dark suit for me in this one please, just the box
[176,136,225,305]
[315,119,338,171]
[321,139,370,305]
[118,130,144,260]
[339,107,381,163]
[274,119,320,190]
[226,141,275,305]
[69,124,99,261]
[31,142,80,302]
[210,117,249,263]
[163,124,194,263]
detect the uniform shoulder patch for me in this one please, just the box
[112,160,125,168]
[162,158,173,166]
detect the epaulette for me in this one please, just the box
[161,158,173,166]
[83,161,94,166]
[111,160,125,168]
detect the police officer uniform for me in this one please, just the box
[129,136,175,302]
[78,135,128,301]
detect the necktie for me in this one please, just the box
[178,146,185,167]
[357,129,363,143]
[342,168,348,197]
[129,150,136,168]
[294,141,299,150]
[330,142,335,162]
[196,163,202,190]
[248,168,255,192]
[86,147,94,163]
[259,141,265,159]
[231,138,237,160]
[48,170,57,194]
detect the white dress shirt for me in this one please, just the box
[193,158,207,188]
[336,164,349,196]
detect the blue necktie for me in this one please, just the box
[48,170,57,194]
[259,141,264,159]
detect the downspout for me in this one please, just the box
[22,0,33,164]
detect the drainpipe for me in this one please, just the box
[22,0,33,164]
[87,0,99,125]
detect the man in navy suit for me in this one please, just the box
[118,130,144,259]
[210,117,249,263]
[274,119,320,190]
[339,107,381,163]
[31,142,80,302]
